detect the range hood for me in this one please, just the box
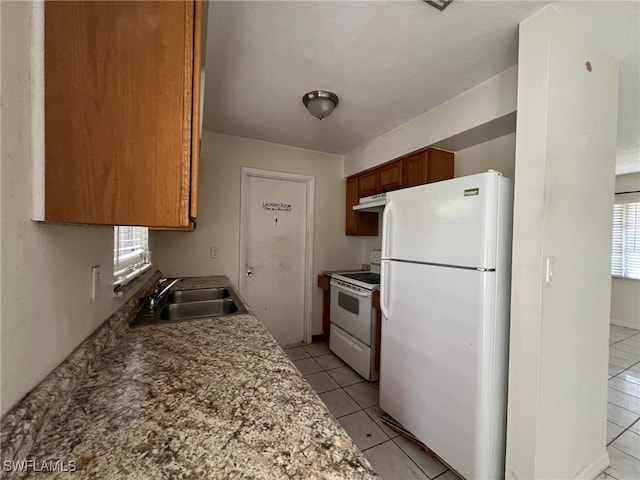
[353,193,386,212]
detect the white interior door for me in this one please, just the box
[240,172,309,345]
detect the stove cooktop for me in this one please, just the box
[336,272,381,286]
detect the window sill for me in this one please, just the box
[114,263,153,297]
[612,275,640,282]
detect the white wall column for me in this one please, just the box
[506,5,618,479]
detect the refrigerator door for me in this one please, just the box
[382,171,509,269]
[379,260,508,480]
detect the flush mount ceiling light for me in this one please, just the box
[424,0,453,11]
[302,90,339,120]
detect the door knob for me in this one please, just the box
[246,268,253,277]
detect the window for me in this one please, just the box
[611,196,640,280]
[113,226,151,289]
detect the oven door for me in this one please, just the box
[330,279,373,346]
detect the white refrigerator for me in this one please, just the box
[379,171,513,480]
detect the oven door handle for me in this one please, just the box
[330,280,372,297]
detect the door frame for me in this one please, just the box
[238,167,315,344]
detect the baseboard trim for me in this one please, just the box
[311,333,328,343]
[574,451,609,479]
[611,318,640,331]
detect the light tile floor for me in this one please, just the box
[284,342,461,480]
[285,325,640,479]
[606,325,640,479]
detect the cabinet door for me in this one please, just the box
[403,152,427,187]
[346,176,379,236]
[379,159,403,192]
[403,149,454,188]
[358,170,379,197]
[346,176,359,235]
[426,149,455,184]
[44,1,197,227]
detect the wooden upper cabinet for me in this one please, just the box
[378,159,403,192]
[345,176,359,235]
[403,152,427,188]
[43,0,203,228]
[403,148,454,187]
[425,148,455,184]
[346,176,378,236]
[358,170,379,198]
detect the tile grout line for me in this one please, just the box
[608,417,640,450]
[607,399,640,420]
[609,368,640,386]
[607,328,640,465]
[334,383,446,480]
[296,336,638,478]
[298,343,433,476]
[609,442,640,462]
[432,470,454,479]
[299,349,413,472]
[361,436,446,480]
[608,358,640,380]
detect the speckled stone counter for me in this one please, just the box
[0,272,161,469]
[2,277,377,479]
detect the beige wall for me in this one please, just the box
[454,133,516,179]
[156,132,363,335]
[344,66,517,177]
[610,173,640,329]
[0,1,156,417]
[506,6,618,478]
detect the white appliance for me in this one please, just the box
[329,250,381,381]
[379,171,513,480]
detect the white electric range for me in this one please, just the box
[329,249,381,381]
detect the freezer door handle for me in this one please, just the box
[380,260,390,319]
[381,200,393,259]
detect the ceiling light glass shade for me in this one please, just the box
[302,90,339,120]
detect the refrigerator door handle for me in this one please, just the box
[381,200,393,259]
[380,260,390,319]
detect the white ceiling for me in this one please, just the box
[203,1,639,172]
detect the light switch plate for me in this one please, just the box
[91,265,101,302]
[545,257,556,283]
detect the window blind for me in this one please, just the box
[114,226,151,288]
[611,197,640,280]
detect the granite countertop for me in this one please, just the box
[5,277,377,479]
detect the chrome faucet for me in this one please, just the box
[145,278,181,310]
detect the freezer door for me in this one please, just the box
[382,171,511,269]
[379,260,508,480]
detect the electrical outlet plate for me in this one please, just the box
[210,247,219,259]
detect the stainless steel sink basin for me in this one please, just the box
[159,298,239,321]
[166,288,230,303]
[131,284,247,327]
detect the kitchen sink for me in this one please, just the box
[166,287,230,303]
[131,284,247,327]
[160,298,239,321]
